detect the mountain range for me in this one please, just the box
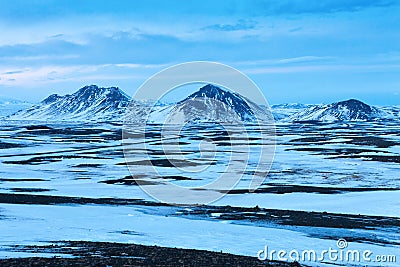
[5,84,398,123]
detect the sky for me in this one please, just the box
[0,0,399,105]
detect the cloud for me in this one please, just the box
[243,63,400,74]
[0,63,164,87]
[228,56,335,67]
[248,0,397,15]
[2,69,26,75]
[0,40,83,61]
[0,33,184,66]
[276,56,334,64]
[0,0,399,104]
[202,20,257,32]
[288,27,302,33]
[0,0,397,24]
[0,55,80,61]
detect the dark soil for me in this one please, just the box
[220,184,400,195]
[0,193,399,231]
[0,241,301,267]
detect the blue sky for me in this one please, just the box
[0,0,399,104]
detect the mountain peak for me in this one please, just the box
[9,85,132,122]
[181,84,231,102]
[41,94,62,104]
[146,84,276,123]
[198,84,223,94]
[333,99,373,113]
[73,85,129,102]
[288,98,388,122]
[177,84,256,121]
[81,84,99,90]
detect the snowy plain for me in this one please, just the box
[0,117,399,266]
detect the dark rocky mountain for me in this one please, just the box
[149,84,273,123]
[41,94,63,105]
[179,84,257,121]
[288,99,392,122]
[9,85,133,122]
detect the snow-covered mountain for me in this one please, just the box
[0,97,32,117]
[148,84,273,124]
[287,99,393,122]
[271,103,314,120]
[380,105,400,118]
[6,84,397,123]
[0,96,30,105]
[8,85,133,122]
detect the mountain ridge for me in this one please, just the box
[286,99,393,122]
[148,84,272,123]
[8,85,131,122]
[4,84,398,123]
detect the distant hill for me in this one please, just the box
[0,96,30,105]
[148,84,273,123]
[8,85,133,122]
[0,97,32,117]
[270,103,315,121]
[286,99,393,122]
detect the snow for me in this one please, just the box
[215,190,400,217]
[7,85,134,122]
[0,103,32,118]
[285,99,395,122]
[1,90,399,265]
[0,204,398,266]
